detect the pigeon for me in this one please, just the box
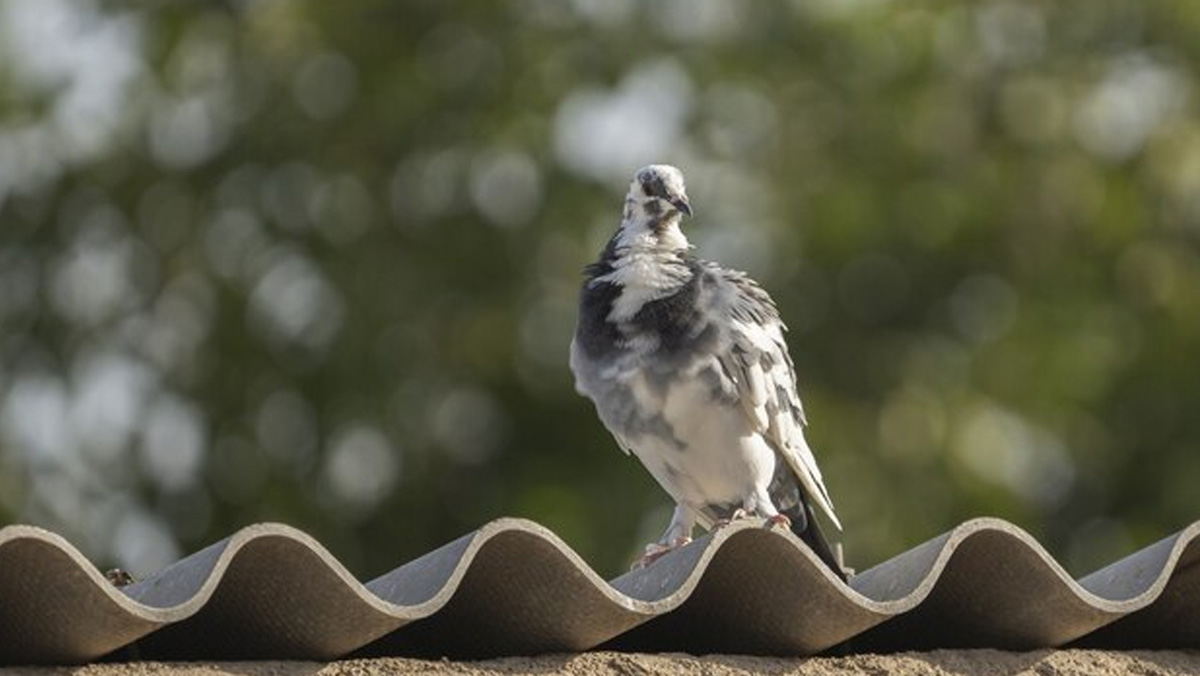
[570,164,846,579]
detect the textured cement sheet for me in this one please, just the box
[4,651,1200,676]
[0,517,1197,665]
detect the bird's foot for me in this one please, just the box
[765,514,791,531]
[713,508,750,529]
[104,568,135,587]
[631,536,692,570]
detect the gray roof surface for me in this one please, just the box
[0,517,1197,665]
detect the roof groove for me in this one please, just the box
[0,517,1197,664]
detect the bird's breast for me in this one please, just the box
[634,366,779,510]
[576,351,773,504]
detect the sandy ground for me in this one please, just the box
[3,651,1200,676]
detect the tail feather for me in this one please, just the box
[784,501,848,582]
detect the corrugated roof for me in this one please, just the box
[0,517,1196,665]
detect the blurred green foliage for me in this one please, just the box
[2,0,1200,579]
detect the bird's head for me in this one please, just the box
[629,164,692,219]
[619,164,692,250]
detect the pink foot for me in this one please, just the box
[631,536,692,570]
[713,508,750,529]
[765,514,791,531]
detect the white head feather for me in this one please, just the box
[615,164,693,253]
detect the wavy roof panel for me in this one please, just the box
[0,517,1196,665]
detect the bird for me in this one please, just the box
[569,164,846,579]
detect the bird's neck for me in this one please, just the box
[614,212,690,255]
[585,218,694,322]
[588,215,691,278]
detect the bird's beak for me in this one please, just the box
[671,196,692,217]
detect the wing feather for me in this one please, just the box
[713,267,842,530]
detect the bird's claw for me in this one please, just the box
[713,508,750,529]
[765,514,791,531]
[631,536,692,570]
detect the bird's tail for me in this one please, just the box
[785,501,849,582]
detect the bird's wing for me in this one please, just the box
[569,335,633,456]
[713,267,842,530]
